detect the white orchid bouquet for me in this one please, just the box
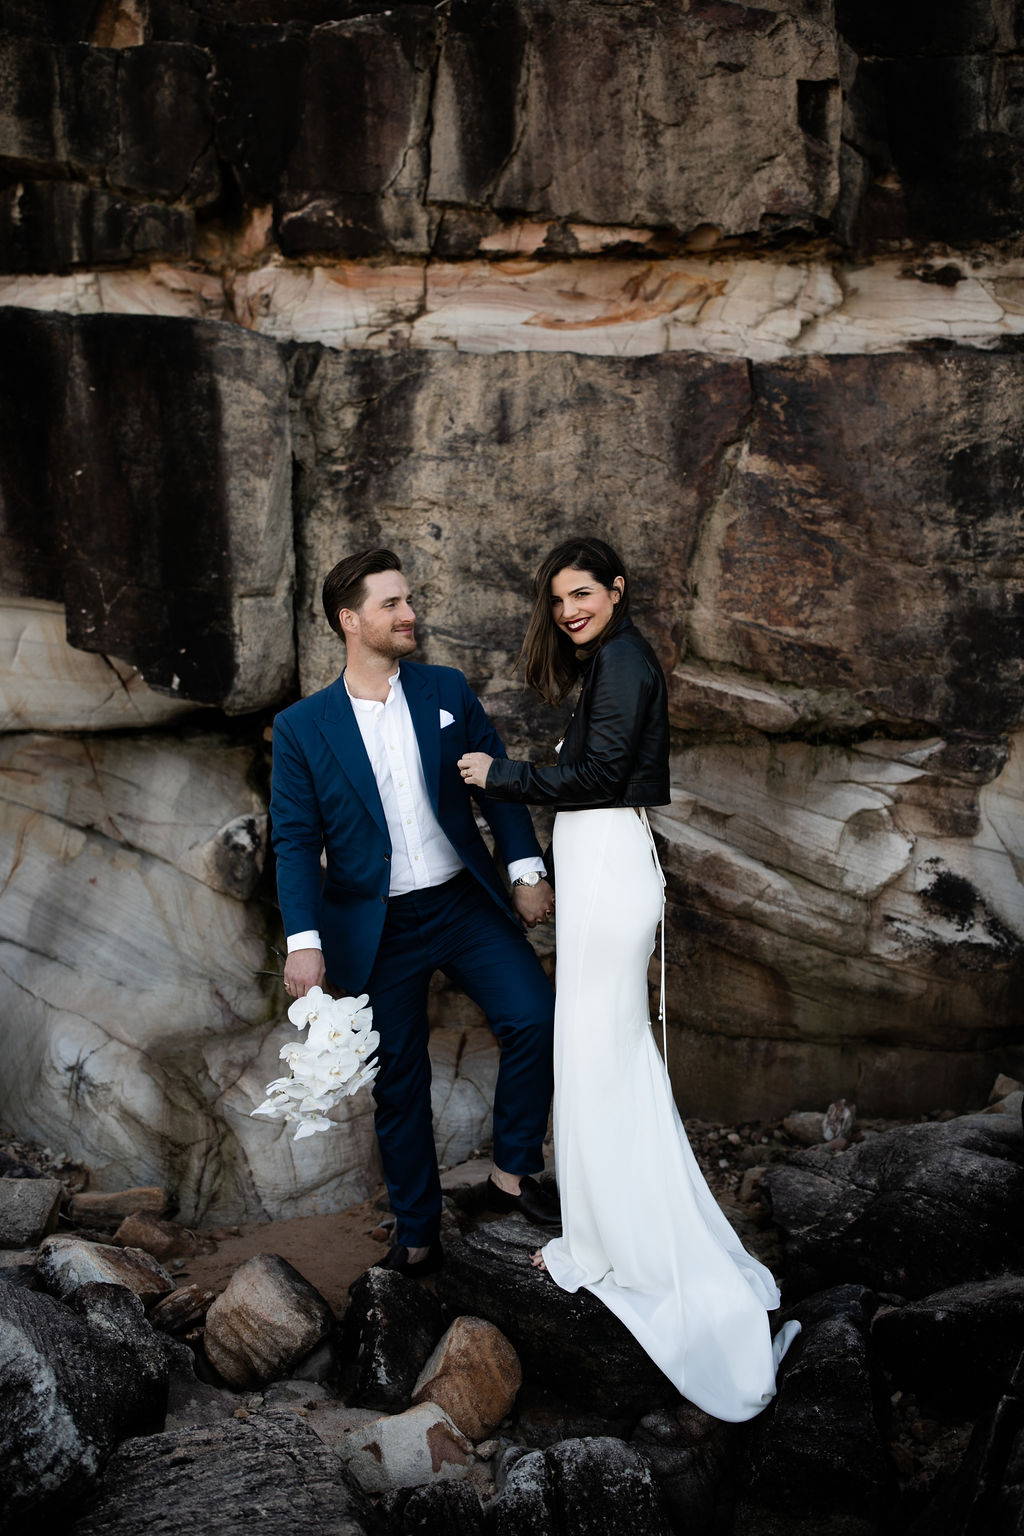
[251,987,379,1140]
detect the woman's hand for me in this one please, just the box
[458,751,494,788]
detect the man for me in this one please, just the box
[271,549,559,1276]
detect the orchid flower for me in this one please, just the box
[252,990,379,1141]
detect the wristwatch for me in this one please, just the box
[513,872,543,888]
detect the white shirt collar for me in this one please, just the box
[344,668,401,711]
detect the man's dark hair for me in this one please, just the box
[322,549,403,636]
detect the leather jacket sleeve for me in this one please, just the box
[484,641,655,806]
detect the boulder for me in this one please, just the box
[64,1412,370,1536]
[782,1113,826,1147]
[382,1481,485,1536]
[149,1285,216,1337]
[486,1437,670,1536]
[764,1112,1024,1298]
[343,1264,446,1413]
[488,1449,554,1536]
[71,1188,168,1226]
[203,1254,334,1390]
[872,1276,1024,1418]
[412,1315,522,1440]
[434,1215,676,1417]
[732,1294,895,1536]
[338,1401,474,1494]
[36,1237,174,1307]
[113,1215,201,1263]
[0,1177,61,1247]
[0,1280,168,1529]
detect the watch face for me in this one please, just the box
[517,872,541,886]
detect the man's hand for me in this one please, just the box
[513,878,555,928]
[458,751,494,789]
[284,948,326,999]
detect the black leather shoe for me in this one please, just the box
[485,1175,562,1230]
[373,1239,443,1278]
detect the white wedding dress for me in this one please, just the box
[541,805,800,1422]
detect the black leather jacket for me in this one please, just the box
[485,618,670,810]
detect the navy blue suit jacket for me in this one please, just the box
[270,660,544,993]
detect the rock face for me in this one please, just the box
[202,1254,334,1389]
[0,309,294,713]
[0,1281,168,1529]
[765,1110,1024,1298]
[64,1412,370,1536]
[0,0,1022,1187]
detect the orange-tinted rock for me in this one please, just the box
[412,1316,522,1440]
[114,1213,200,1261]
[203,1253,334,1389]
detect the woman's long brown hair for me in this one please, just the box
[517,537,631,706]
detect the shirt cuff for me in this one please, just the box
[286,930,322,953]
[507,856,546,884]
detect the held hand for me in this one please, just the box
[284,948,326,999]
[458,751,494,789]
[513,879,555,928]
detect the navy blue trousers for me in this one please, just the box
[365,871,554,1246]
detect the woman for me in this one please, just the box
[458,537,798,1422]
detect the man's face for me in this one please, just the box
[342,570,418,660]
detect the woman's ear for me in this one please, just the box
[612,576,625,602]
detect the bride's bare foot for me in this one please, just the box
[530,1248,548,1272]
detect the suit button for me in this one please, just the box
[384,853,390,861]
[380,895,387,904]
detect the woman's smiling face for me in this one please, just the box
[549,566,624,645]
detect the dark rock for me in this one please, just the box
[162,1340,237,1432]
[0,39,219,204]
[873,1276,1024,1418]
[0,309,295,713]
[776,1283,879,1333]
[277,10,438,257]
[705,350,1024,737]
[0,1281,168,1530]
[383,1480,485,1536]
[902,1349,1024,1536]
[64,1411,370,1536]
[764,1112,1024,1298]
[435,1215,677,1418]
[732,1306,895,1536]
[0,1176,61,1246]
[487,1448,554,1536]
[0,181,196,272]
[342,1264,445,1413]
[486,1436,670,1536]
[149,1285,216,1337]
[430,0,839,242]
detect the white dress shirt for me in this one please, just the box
[286,670,545,952]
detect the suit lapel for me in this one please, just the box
[317,676,388,837]
[400,662,440,814]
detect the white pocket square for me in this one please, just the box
[439,709,455,729]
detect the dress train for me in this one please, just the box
[541,806,799,1422]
